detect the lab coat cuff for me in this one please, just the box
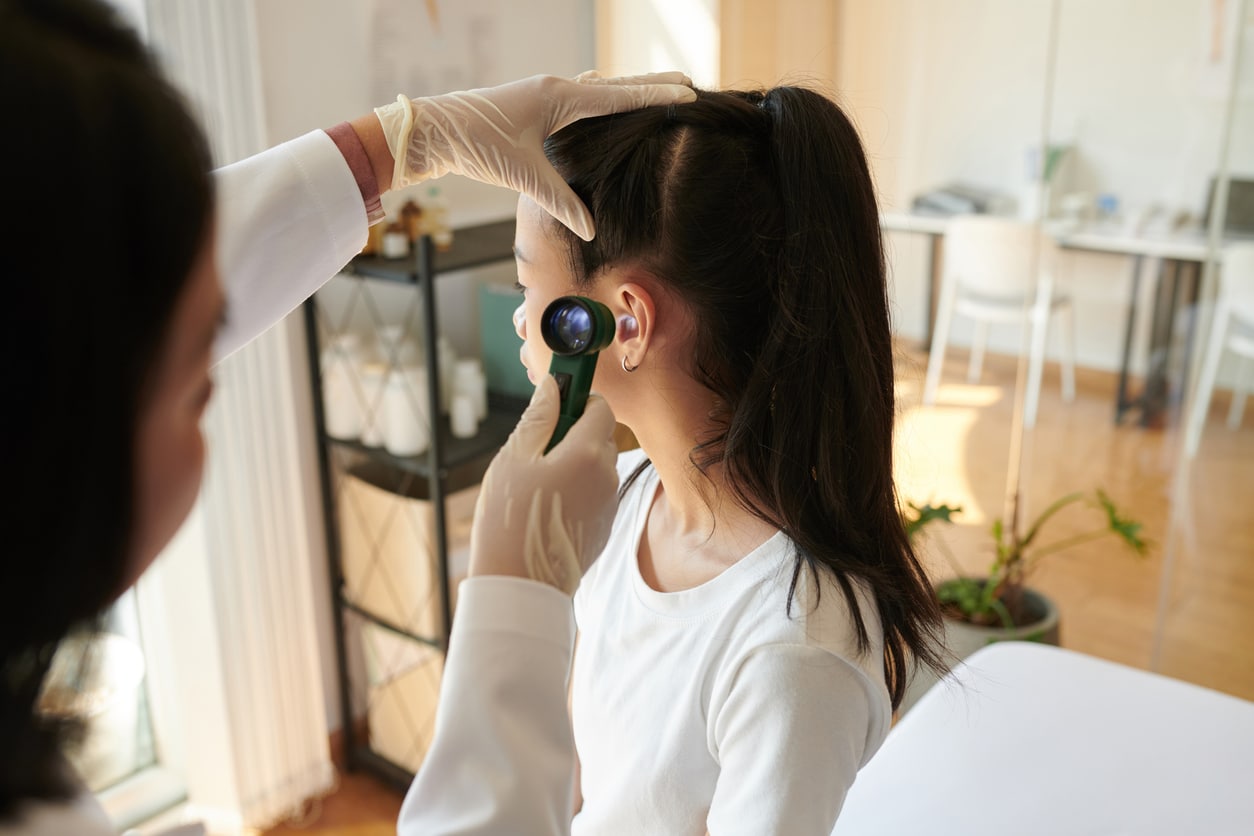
[324,121,386,226]
[453,576,576,651]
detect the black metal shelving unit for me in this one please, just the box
[303,218,521,788]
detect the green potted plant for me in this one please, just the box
[900,489,1150,712]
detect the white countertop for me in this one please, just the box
[833,642,1254,835]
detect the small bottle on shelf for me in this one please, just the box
[423,186,454,251]
[450,392,479,439]
[381,221,410,259]
[383,366,430,457]
[453,357,488,422]
[399,198,424,242]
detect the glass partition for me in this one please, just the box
[1155,0,1254,696]
[1017,0,1239,685]
[837,0,1253,707]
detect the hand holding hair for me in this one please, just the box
[467,376,619,595]
[373,72,696,241]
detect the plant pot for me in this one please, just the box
[899,585,1061,716]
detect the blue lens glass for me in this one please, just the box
[551,303,593,353]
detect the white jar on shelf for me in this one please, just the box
[359,362,389,447]
[452,357,488,421]
[321,333,364,440]
[450,392,479,439]
[381,221,410,258]
[384,366,431,457]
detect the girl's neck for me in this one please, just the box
[637,428,720,533]
[626,385,778,590]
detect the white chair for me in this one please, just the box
[922,215,1076,428]
[1184,242,1254,458]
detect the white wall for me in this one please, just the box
[596,0,721,86]
[249,0,595,733]
[719,0,838,93]
[838,0,1253,384]
[255,0,595,224]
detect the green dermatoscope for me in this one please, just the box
[541,296,615,453]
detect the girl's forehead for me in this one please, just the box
[515,198,553,248]
[516,198,577,276]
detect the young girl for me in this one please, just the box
[511,86,947,833]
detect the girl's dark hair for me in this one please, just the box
[544,87,946,709]
[1,0,213,812]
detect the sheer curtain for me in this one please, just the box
[130,0,335,829]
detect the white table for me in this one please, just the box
[1054,223,1219,426]
[880,211,950,351]
[834,642,1254,835]
[879,212,1240,426]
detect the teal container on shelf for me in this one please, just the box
[477,283,532,401]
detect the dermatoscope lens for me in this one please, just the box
[547,302,594,353]
[541,296,615,357]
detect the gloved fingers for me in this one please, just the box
[553,78,696,130]
[528,167,597,241]
[555,393,617,457]
[507,375,561,456]
[574,70,694,88]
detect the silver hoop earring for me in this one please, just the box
[622,355,640,373]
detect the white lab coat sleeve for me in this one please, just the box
[399,576,577,836]
[211,129,368,362]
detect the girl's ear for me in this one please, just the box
[610,282,655,371]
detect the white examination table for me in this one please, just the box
[834,642,1254,835]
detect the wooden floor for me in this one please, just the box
[258,735,403,836]
[262,342,1254,834]
[892,342,1254,701]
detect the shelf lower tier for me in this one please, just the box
[347,743,415,788]
[324,396,525,494]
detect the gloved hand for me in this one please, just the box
[374,71,696,241]
[467,376,619,595]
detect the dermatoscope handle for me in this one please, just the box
[544,352,599,453]
[540,296,615,454]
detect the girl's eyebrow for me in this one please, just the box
[513,244,530,264]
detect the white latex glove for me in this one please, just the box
[468,376,619,595]
[374,71,696,241]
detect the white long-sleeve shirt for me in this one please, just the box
[570,450,892,835]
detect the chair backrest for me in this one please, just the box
[943,215,1055,301]
[1222,242,1254,320]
